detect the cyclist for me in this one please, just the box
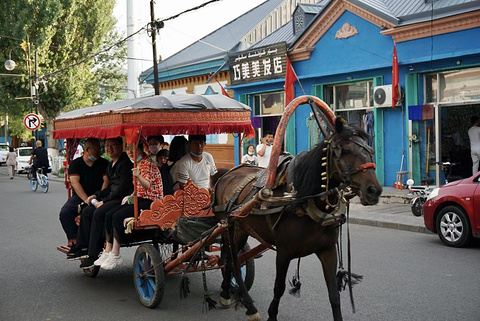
[29,140,49,180]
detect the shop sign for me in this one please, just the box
[228,42,287,86]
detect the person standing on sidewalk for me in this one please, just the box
[256,131,274,168]
[468,116,480,175]
[6,146,16,179]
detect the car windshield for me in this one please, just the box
[0,145,8,151]
[19,149,32,156]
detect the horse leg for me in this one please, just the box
[317,247,343,321]
[220,231,233,307]
[227,225,260,320]
[267,251,291,321]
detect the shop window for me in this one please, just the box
[425,67,480,104]
[252,91,285,117]
[323,80,374,135]
[324,80,373,110]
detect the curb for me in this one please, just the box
[349,217,431,234]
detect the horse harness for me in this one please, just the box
[212,152,349,230]
[328,133,376,188]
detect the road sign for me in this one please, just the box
[23,113,41,131]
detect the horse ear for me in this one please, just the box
[335,117,345,133]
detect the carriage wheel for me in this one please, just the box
[228,242,255,292]
[134,244,165,308]
[30,177,38,192]
[82,265,100,278]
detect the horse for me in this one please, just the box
[213,118,383,321]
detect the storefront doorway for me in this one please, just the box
[440,103,479,180]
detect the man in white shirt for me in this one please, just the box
[177,135,217,190]
[468,116,480,175]
[256,131,274,168]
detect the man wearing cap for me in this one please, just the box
[176,135,217,191]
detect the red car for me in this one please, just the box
[424,172,480,247]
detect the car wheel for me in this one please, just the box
[436,206,472,248]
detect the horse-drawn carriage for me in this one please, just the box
[54,93,382,321]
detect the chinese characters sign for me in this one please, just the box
[228,42,287,86]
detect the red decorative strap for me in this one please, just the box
[357,163,376,172]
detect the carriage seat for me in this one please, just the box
[137,179,213,231]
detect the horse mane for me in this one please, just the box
[292,118,370,197]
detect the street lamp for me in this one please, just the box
[4,58,16,71]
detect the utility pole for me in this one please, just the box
[149,0,163,95]
[149,0,159,95]
[34,50,38,140]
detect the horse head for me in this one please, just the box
[328,118,382,205]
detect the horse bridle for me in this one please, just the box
[328,133,376,188]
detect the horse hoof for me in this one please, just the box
[247,312,261,321]
[220,296,231,308]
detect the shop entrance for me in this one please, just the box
[440,103,479,180]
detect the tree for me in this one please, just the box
[0,0,126,147]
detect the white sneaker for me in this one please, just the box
[101,253,123,270]
[94,251,110,266]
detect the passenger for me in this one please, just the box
[147,135,164,165]
[62,138,109,256]
[94,142,163,270]
[176,135,217,191]
[164,136,189,194]
[241,144,258,166]
[157,149,169,167]
[162,142,170,150]
[29,140,49,179]
[71,137,134,269]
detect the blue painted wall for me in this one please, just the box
[230,12,480,186]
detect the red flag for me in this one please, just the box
[210,73,231,98]
[285,55,298,105]
[392,44,399,108]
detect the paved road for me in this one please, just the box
[0,170,479,321]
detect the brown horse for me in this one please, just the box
[213,118,382,321]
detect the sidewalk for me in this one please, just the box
[7,170,429,234]
[348,186,429,234]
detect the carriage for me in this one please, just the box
[54,93,382,321]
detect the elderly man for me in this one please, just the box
[29,140,49,179]
[70,137,133,269]
[62,139,109,255]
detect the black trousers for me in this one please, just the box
[76,200,121,257]
[112,198,153,244]
[58,194,83,240]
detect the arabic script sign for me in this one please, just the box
[228,42,287,86]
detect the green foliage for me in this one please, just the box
[0,0,127,139]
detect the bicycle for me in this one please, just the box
[30,167,49,193]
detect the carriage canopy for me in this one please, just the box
[53,94,255,139]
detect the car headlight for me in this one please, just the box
[427,188,440,201]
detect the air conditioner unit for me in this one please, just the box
[374,85,401,108]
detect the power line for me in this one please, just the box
[39,0,221,80]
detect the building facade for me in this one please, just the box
[140,0,480,187]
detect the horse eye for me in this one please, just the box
[342,149,352,155]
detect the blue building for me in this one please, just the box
[228,0,480,187]
[140,0,480,187]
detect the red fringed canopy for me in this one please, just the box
[53,94,255,139]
